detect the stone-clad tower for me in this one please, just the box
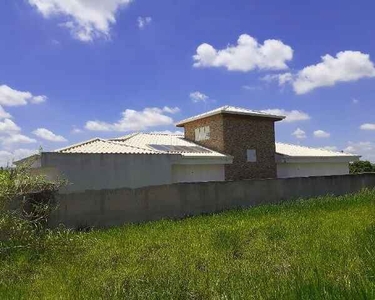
[176,106,285,180]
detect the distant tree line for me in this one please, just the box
[349,161,375,174]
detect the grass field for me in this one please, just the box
[1,190,375,299]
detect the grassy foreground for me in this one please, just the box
[1,190,375,299]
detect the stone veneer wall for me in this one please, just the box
[183,114,225,153]
[222,114,277,180]
[182,113,277,180]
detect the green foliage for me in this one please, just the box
[0,162,64,212]
[350,160,375,174]
[0,161,72,283]
[1,190,375,299]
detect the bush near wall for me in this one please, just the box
[0,164,80,272]
[350,161,375,174]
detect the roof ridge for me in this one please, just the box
[110,132,141,141]
[275,142,356,155]
[107,140,164,153]
[55,138,102,153]
[146,132,184,136]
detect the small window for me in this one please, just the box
[195,126,210,141]
[247,149,257,162]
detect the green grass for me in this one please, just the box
[1,190,375,299]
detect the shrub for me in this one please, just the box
[0,160,67,257]
[349,161,375,174]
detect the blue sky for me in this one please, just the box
[0,0,375,164]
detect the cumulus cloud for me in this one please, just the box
[0,119,36,146]
[190,91,209,103]
[28,0,132,42]
[262,73,293,86]
[1,134,37,146]
[32,128,67,142]
[193,34,293,72]
[137,16,152,29]
[270,51,375,94]
[360,123,375,131]
[344,141,374,161]
[0,149,39,167]
[314,130,330,138]
[0,85,47,106]
[0,106,12,119]
[0,119,21,134]
[293,51,375,94]
[262,109,310,123]
[292,128,306,139]
[85,107,176,132]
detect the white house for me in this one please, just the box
[20,106,360,192]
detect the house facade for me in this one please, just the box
[22,106,360,192]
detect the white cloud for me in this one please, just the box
[352,98,359,104]
[0,119,36,146]
[262,73,293,86]
[344,141,374,161]
[32,128,67,142]
[1,134,37,146]
[0,148,39,167]
[242,85,261,91]
[193,34,293,72]
[85,107,175,132]
[137,16,152,29]
[162,106,180,114]
[150,130,184,135]
[292,128,306,139]
[291,51,375,94]
[0,119,21,134]
[190,91,209,103]
[71,127,83,134]
[30,95,47,104]
[360,123,375,131]
[314,130,330,138]
[0,106,12,119]
[323,146,338,152]
[263,109,310,123]
[28,0,132,42]
[0,85,47,106]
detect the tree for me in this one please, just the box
[349,161,375,174]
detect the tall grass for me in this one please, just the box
[1,190,375,299]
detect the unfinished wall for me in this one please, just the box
[50,173,375,229]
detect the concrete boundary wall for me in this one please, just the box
[50,174,375,228]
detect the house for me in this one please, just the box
[22,106,360,192]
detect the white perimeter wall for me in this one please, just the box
[277,162,350,178]
[41,153,176,193]
[172,164,225,183]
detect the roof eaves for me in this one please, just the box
[176,106,285,126]
[54,138,103,153]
